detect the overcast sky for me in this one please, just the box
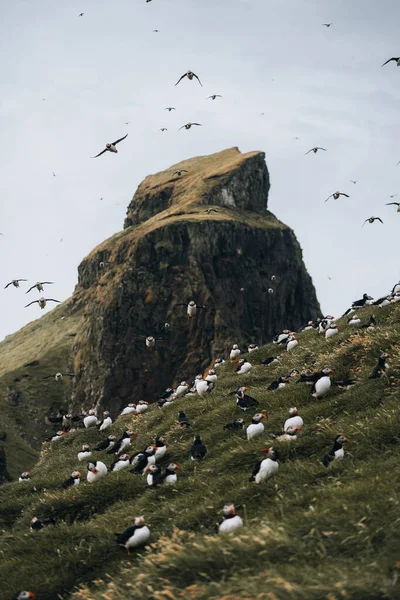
[1,0,399,340]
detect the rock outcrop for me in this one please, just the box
[71,147,320,413]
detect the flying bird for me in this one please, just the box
[305,147,327,155]
[92,134,128,158]
[79,13,84,17]
[178,122,202,131]
[386,202,400,212]
[350,180,357,184]
[175,71,202,86]
[173,170,187,177]
[153,29,159,32]
[362,216,383,227]
[160,128,168,132]
[381,57,400,67]
[5,279,27,289]
[26,281,54,294]
[165,107,175,111]
[322,23,332,27]
[207,95,222,100]
[25,297,60,309]
[325,191,350,202]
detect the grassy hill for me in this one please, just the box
[0,303,83,478]
[0,302,399,600]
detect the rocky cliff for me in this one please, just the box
[71,147,320,413]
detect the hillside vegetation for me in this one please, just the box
[1,302,399,600]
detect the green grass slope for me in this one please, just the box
[0,303,399,600]
[0,303,82,478]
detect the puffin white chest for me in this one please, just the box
[187,304,197,317]
[99,417,112,431]
[314,376,331,397]
[246,422,264,441]
[176,385,188,396]
[334,447,344,461]
[196,380,209,396]
[219,515,243,533]
[78,451,92,461]
[255,458,279,483]
[109,145,118,153]
[136,404,148,414]
[206,373,218,383]
[325,327,338,339]
[146,473,156,486]
[164,473,177,485]
[286,340,298,351]
[284,415,303,431]
[126,526,151,549]
[230,349,240,360]
[349,318,360,325]
[84,415,98,428]
[237,363,251,374]
[118,438,131,454]
[121,406,136,415]
[113,459,130,472]
[155,445,167,460]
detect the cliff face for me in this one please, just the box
[71,148,320,413]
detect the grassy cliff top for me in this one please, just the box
[1,301,399,599]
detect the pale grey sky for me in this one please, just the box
[1,0,400,340]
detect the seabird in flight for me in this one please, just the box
[362,216,383,227]
[305,147,327,155]
[178,122,202,131]
[175,71,202,86]
[92,134,128,158]
[325,191,350,202]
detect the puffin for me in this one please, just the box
[348,314,361,326]
[154,435,168,460]
[177,411,191,427]
[175,70,202,86]
[382,57,400,67]
[134,334,165,350]
[178,122,202,131]
[189,434,207,460]
[14,593,36,600]
[173,169,188,177]
[273,330,292,345]
[325,191,350,202]
[175,381,190,397]
[386,201,400,212]
[30,516,56,530]
[205,369,218,383]
[109,430,135,455]
[249,447,279,483]
[261,355,281,366]
[282,409,303,433]
[362,216,383,226]
[391,281,400,295]
[267,376,289,391]
[92,133,128,158]
[230,344,241,361]
[165,107,176,111]
[130,446,157,473]
[4,278,27,289]
[120,403,137,416]
[25,297,60,309]
[94,434,117,452]
[43,372,74,384]
[322,434,350,467]
[247,344,259,353]
[325,323,339,338]
[98,411,113,431]
[195,375,213,396]
[207,94,222,100]
[271,425,301,441]
[286,334,298,351]
[218,504,243,534]
[25,281,54,294]
[234,386,259,411]
[236,359,252,374]
[298,321,314,332]
[344,293,374,314]
[136,400,149,414]
[373,295,391,307]
[369,352,391,379]
[175,299,207,319]
[311,368,334,399]
[145,464,163,486]
[305,147,327,155]
[78,444,92,461]
[86,461,108,483]
[115,517,151,554]
[214,358,225,368]
[83,410,98,428]
[160,463,181,485]
[51,430,66,442]
[360,315,376,330]
[110,454,131,472]
[159,395,176,409]
[246,413,267,441]
[224,418,245,431]
[19,471,31,482]
[62,470,81,489]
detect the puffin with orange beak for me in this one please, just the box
[249,446,279,483]
[62,470,81,489]
[311,367,335,399]
[322,434,350,467]
[218,503,243,533]
[115,516,150,554]
[246,413,267,441]
[14,593,37,600]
